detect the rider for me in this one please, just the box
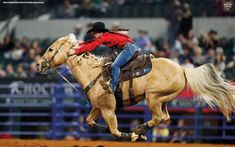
[69,22,138,93]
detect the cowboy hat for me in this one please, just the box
[87,22,109,33]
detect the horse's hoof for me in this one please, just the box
[140,135,147,141]
[131,132,139,142]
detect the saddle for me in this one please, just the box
[101,51,153,107]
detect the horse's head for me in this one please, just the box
[36,33,77,73]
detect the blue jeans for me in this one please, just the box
[110,43,138,91]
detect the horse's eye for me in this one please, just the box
[49,48,53,52]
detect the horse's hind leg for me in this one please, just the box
[131,93,164,140]
[145,93,165,127]
[162,103,170,124]
[132,91,180,139]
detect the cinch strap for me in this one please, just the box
[84,73,102,93]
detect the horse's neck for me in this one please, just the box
[65,56,103,89]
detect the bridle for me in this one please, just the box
[40,36,83,95]
[41,37,73,70]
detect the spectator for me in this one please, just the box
[178,46,193,65]
[19,36,30,50]
[214,47,226,76]
[135,28,153,54]
[182,56,195,69]
[187,30,198,49]
[192,46,205,66]
[31,40,42,55]
[1,35,14,53]
[179,3,193,39]
[5,64,17,78]
[28,62,40,77]
[0,66,6,78]
[227,53,235,68]
[225,53,235,80]
[152,124,170,142]
[214,0,224,16]
[199,33,213,51]
[10,42,24,61]
[114,0,125,5]
[84,22,94,41]
[208,30,220,49]
[99,0,110,14]
[173,34,185,54]
[74,23,84,42]
[64,0,77,18]
[204,48,215,64]
[26,49,37,63]
[111,21,121,31]
[16,63,27,78]
[170,119,187,143]
[80,0,97,18]
[165,0,182,47]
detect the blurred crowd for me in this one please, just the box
[0,1,235,80]
[54,0,235,18]
[0,35,42,78]
[1,0,234,21]
[1,23,235,79]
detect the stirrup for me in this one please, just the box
[99,80,113,94]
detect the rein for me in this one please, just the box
[53,68,82,94]
[41,36,84,95]
[41,36,103,96]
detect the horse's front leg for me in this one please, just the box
[99,95,139,141]
[86,107,110,133]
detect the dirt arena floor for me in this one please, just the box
[0,140,234,147]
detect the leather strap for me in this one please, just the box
[84,73,102,93]
[129,63,137,105]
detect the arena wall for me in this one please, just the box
[14,18,235,39]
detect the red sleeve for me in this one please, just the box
[75,34,108,54]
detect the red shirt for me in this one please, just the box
[75,32,134,54]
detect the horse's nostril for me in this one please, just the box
[36,63,39,67]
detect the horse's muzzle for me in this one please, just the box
[36,61,48,73]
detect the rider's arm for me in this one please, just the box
[75,34,108,54]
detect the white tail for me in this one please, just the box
[184,63,235,121]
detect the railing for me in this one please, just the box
[0,78,234,143]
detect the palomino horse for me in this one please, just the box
[36,34,235,141]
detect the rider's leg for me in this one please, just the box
[110,43,137,91]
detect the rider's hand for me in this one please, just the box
[68,50,76,56]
